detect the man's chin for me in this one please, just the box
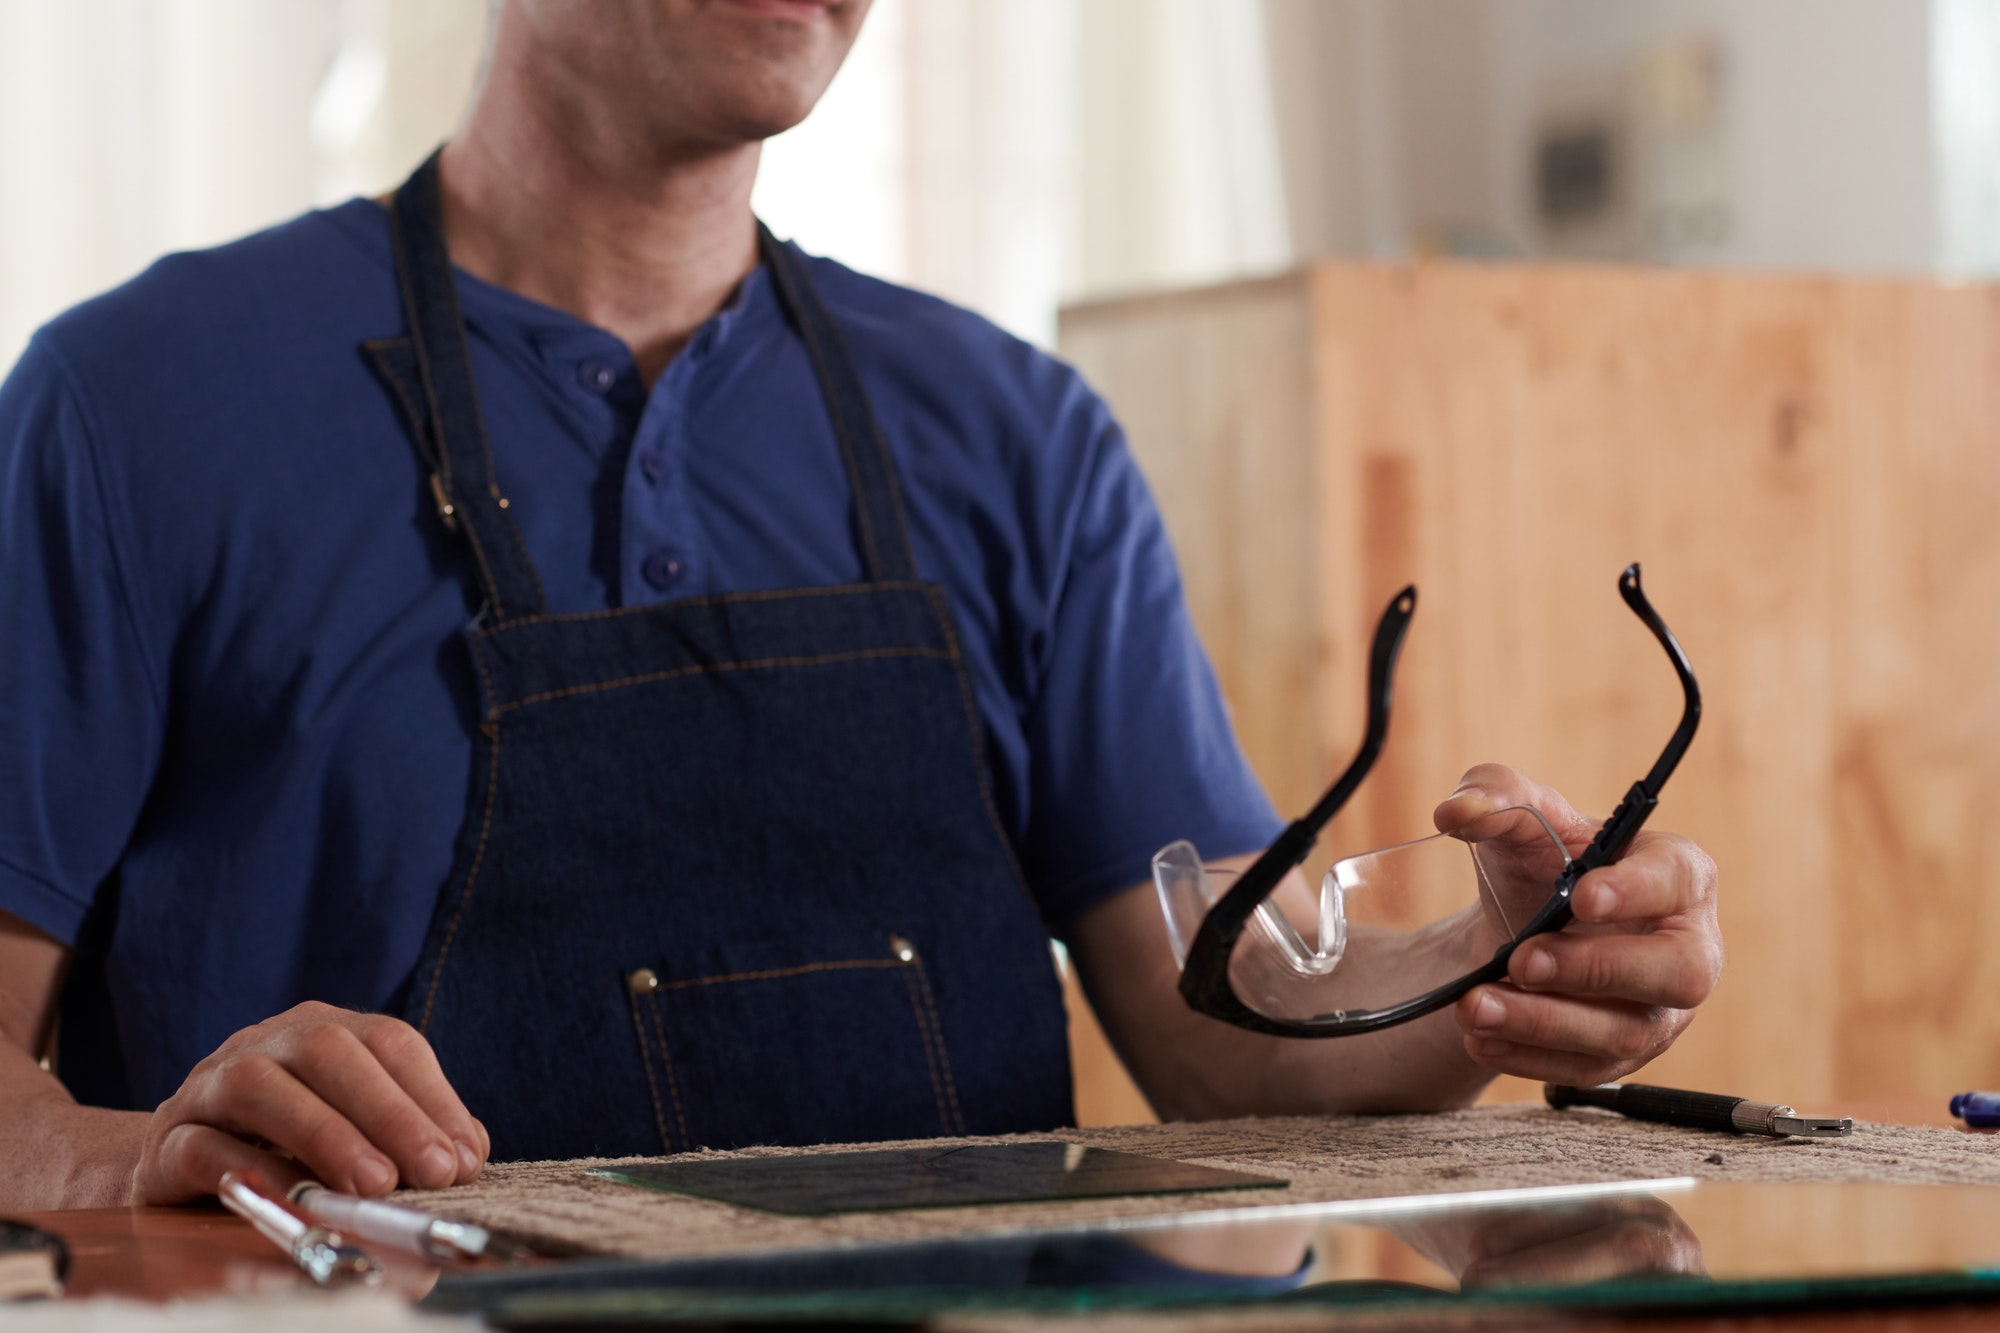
[680,94,825,149]
[677,62,842,144]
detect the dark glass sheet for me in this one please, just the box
[429,1181,2000,1325]
[585,1142,1288,1215]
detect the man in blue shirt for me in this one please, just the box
[0,0,1722,1209]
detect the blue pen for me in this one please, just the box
[1951,1092,2000,1128]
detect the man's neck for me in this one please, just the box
[437,88,762,386]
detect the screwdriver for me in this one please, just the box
[1546,1081,1852,1138]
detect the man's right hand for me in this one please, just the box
[0,908,486,1209]
[133,1001,489,1205]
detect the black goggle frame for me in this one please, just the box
[1177,564,1701,1038]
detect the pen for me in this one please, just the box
[288,1180,523,1263]
[217,1170,383,1286]
[1951,1091,2000,1128]
[1545,1081,1853,1139]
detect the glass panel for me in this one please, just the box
[426,1182,2000,1322]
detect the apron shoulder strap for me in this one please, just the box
[757,224,920,585]
[384,150,548,622]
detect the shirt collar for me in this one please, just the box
[453,260,777,374]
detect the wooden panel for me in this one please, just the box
[1061,262,2000,1111]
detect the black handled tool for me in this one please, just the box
[1546,1082,1852,1139]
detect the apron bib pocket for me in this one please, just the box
[623,932,967,1153]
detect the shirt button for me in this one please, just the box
[577,360,617,394]
[639,452,664,485]
[641,548,685,591]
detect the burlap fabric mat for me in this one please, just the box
[398,1105,1998,1260]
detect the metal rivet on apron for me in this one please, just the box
[627,967,661,993]
[888,934,916,963]
[428,474,458,533]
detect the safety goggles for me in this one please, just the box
[1153,564,1700,1038]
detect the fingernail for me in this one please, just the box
[456,1140,480,1180]
[1583,883,1619,920]
[420,1143,456,1187]
[354,1156,395,1195]
[1472,992,1506,1031]
[1519,946,1556,985]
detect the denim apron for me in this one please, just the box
[364,154,1073,1161]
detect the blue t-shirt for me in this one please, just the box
[0,200,1280,1107]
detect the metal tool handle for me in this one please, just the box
[1546,1081,1743,1133]
[295,1181,519,1263]
[218,1171,383,1285]
[292,1181,493,1261]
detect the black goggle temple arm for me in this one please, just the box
[1461,562,1702,986]
[1178,586,1417,1020]
[1551,563,1703,900]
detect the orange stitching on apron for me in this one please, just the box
[416,719,502,1032]
[651,953,953,1135]
[454,502,511,630]
[488,647,954,718]
[627,991,674,1153]
[644,992,692,1152]
[481,580,937,632]
[657,958,905,991]
[490,482,548,616]
[904,954,966,1134]
[897,959,956,1134]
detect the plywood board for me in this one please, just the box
[1060,261,2000,1114]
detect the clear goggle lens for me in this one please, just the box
[1153,805,1572,1025]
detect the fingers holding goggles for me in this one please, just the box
[1159,565,1700,1038]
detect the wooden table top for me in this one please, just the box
[12,1096,1993,1328]
[15,1200,446,1304]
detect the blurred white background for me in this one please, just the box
[1,0,1997,367]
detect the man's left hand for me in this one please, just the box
[1437,764,1723,1085]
